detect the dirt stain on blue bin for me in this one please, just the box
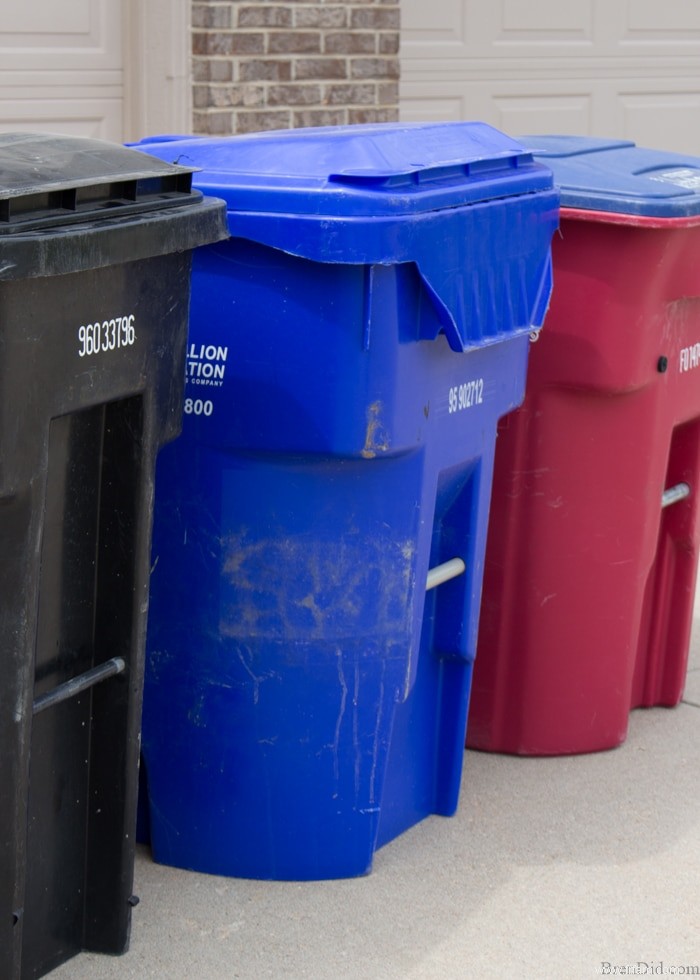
[361,401,391,458]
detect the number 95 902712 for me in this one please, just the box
[448,378,484,414]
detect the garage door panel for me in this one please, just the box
[403,0,700,60]
[0,72,122,90]
[0,97,122,139]
[402,0,700,154]
[492,93,594,138]
[1,0,121,71]
[401,0,465,46]
[399,93,466,122]
[403,0,596,55]
[619,89,700,153]
[402,74,700,154]
[402,81,594,134]
[499,0,593,39]
[0,0,191,143]
[0,0,123,140]
[627,0,700,34]
[4,0,91,35]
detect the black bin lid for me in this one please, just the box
[0,132,199,230]
[0,133,228,279]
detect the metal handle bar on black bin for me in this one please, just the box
[32,657,126,715]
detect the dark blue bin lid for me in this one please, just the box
[132,122,552,220]
[521,135,700,218]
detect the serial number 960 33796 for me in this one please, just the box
[78,315,136,357]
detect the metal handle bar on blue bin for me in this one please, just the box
[426,557,466,591]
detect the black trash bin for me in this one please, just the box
[0,133,227,980]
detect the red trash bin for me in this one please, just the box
[468,136,700,755]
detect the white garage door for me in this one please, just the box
[0,0,190,142]
[400,0,700,154]
[0,0,124,139]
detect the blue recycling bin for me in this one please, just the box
[134,123,558,880]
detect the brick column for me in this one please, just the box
[192,2,400,134]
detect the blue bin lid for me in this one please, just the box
[521,135,700,218]
[133,124,558,353]
[132,122,552,220]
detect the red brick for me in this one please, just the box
[350,8,400,30]
[193,4,232,29]
[294,58,348,80]
[193,32,265,56]
[324,32,376,54]
[294,7,347,28]
[193,57,211,83]
[239,59,292,82]
[192,56,236,86]
[209,60,235,83]
[377,81,399,105]
[348,107,399,124]
[193,110,234,135]
[267,31,321,54]
[236,110,292,133]
[192,32,209,56]
[237,6,293,28]
[350,58,400,79]
[209,84,266,108]
[268,84,323,106]
[325,82,376,106]
[193,85,210,110]
[378,32,400,55]
[294,108,348,128]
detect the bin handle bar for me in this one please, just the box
[661,483,691,509]
[32,657,126,715]
[426,558,466,591]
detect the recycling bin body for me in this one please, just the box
[0,134,226,979]
[137,123,558,879]
[469,136,700,756]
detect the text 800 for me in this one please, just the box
[78,315,136,357]
[184,398,213,417]
[448,379,484,413]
